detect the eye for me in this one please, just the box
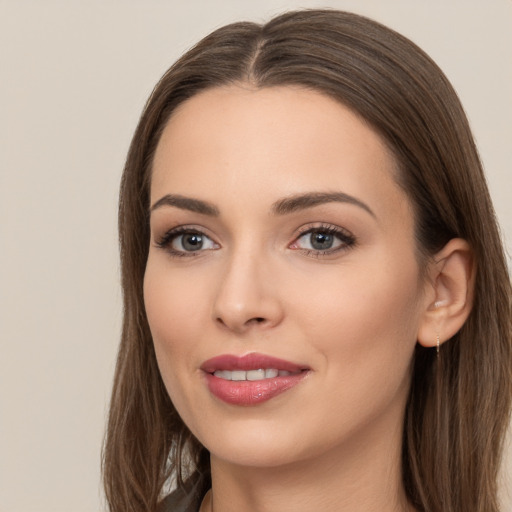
[300,231,338,251]
[290,225,355,255]
[156,227,219,256]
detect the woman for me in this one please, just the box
[102,10,512,512]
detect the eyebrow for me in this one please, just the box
[150,191,375,218]
[150,194,220,216]
[271,192,376,218]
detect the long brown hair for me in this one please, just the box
[103,10,512,512]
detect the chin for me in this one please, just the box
[210,441,305,469]
[200,415,346,471]
[197,418,309,468]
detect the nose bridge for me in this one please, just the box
[212,239,283,333]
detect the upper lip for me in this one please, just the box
[201,353,309,373]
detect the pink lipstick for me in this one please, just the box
[201,353,309,406]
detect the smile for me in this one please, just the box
[201,353,310,406]
[213,369,297,381]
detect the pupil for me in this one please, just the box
[183,233,203,251]
[310,232,333,250]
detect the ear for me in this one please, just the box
[417,238,475,349]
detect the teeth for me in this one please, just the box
[213,368,296,381]
[214,370,231,380]
[247,369,265,381]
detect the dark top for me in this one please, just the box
[157,476,206,512]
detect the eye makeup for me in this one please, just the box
[154,221,356,260]
[155,225,219,257]
[289,223,357,258]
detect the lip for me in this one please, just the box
[201,353,310,406]
[201,353,307,373]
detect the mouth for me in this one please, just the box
[201,353,310,406]
[213,368,298,381]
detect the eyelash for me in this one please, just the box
[291,224,356,258]
[155,223,356,258]
[155,226,217,257]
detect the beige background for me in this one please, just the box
[1,1,510,511]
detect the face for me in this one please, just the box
[144,85,429,469]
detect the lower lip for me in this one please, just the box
[205,372,308,406]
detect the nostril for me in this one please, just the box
[215,315,271,332]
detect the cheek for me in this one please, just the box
[287,258,422,447]
[144,256,209,335]
[143,257,209,382]
[293,253,422,379]
[143,257,216,436]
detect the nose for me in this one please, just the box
[212,249,284,335]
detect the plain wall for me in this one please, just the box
[1,1,510,511]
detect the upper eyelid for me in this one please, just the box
[155,224,213,238]
[294,223,354,238]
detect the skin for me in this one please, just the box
[144,85,446,512]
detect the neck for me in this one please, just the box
[207,415,413,512]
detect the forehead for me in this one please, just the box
[154,85,393,166]
[151,85,409,222]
